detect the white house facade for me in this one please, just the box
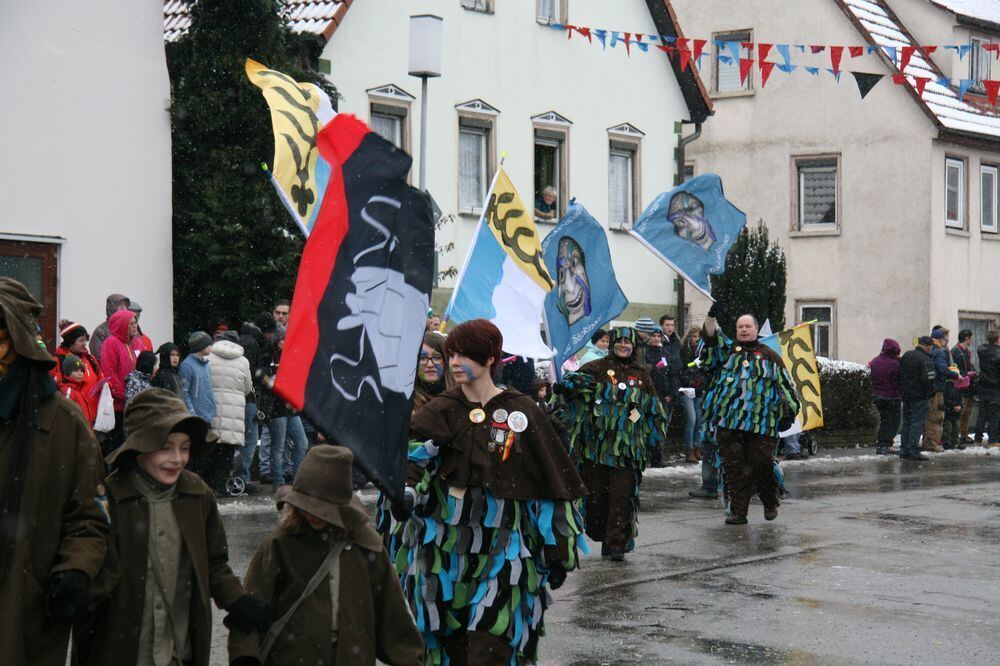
[673,0,1000,362]
[1,0,174,346]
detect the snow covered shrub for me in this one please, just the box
[816,357,877,431]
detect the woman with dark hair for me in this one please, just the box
[0,278,110,665]
[386,319,587,665]
[151,342,184,396]
[51,320,101,386]
[413,331,454,410]
[577,327,610,365]
[559,326,667,561]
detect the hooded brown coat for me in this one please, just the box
[228,521,424,666]
[74,468,245,665]
[0,278,111,666]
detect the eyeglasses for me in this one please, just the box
[419,352,444,365]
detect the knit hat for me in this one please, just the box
[218,330,239,343]
[917,335,934,346]
[633,317,658,334]
[188,331,212,353]
[62,354,84,376]
[59,320,89,347]
[931,328,947,340]
[277,446,371,531]
[610,326,639,346]
[136,350,157,374]
[127,301,143,314]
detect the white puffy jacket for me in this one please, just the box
[208,340,253,445]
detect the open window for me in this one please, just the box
[532,111,571,222]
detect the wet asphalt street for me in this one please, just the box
[210,447,1000,664]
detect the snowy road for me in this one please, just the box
[209,447,1000,664]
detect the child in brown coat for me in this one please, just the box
[228,445,423,666]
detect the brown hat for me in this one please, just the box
[277,446,369,531]
[107,388,216,466]
[0,277,55,368]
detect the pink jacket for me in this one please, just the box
[100,310,144,411]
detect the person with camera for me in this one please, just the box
[699,303,799,525]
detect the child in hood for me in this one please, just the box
[124,350,157,404]
[228,445,423,666]
[74,389,272,666]
[58,354,97,427]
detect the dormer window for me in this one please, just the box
[970,37,992,92]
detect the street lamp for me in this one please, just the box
[409,14,443,192]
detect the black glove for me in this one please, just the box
[226,595,273,633]
[552,382,568,396]
[47,570,91,623]
[547,565,568,590]
[390,487,415,522]
[778,412,796,433]
[231,658,262,666]
[707,301,725,320]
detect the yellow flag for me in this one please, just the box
[482,167,555,292]
[245,59,335,234]
[776,323,824,430]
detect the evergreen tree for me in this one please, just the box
[166,0,334,342]
[709,220,787,335]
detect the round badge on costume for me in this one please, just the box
[742,360,750,368]
[492,408,509,423]
[618,382,627,390]
[735,346,743,352]
[469,408,486,424]
[607,369,616,378]
[508,411,529,432]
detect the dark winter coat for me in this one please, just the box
[499,355,536,394]
[951,343,975,383]
[659,335,684,395]
[680,339,708,397]
[868,338,901,400]
[74,469,245,666]
[642,343,677,399]
[943,381,963,420]
[151,343,185,397]
[930,343,959,392]
[978,343,1000,391]
[238,322,267,402]
[0,278,111,666]
[228,522,423,666]
[899,347,936,400]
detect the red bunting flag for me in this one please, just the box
[678,39,692,71]
[760,60,777,87]
[624,32,632,56]
[564,24,575,39]
[986,80,1000,105]
[758,43,773,62]
[830,46,844,75]
[900,46,916,72]
[577,26,592,43]
[914,76,929,97]
[739,58,755,85]
[657,44,675,57]
[849,45,865,58]
[892,74,907,85]
[693,38,707,63]
[810,45,826,54]
[983,43,999,58]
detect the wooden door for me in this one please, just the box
[0,239,59,349]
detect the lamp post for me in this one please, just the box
[409,14,443,192]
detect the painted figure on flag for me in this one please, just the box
[556,236,592,325]
[668,190,717,252]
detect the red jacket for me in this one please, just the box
[60,378,97,427]
[100,311,144,411]
[50,346,103,395]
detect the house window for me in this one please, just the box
[794,156,839,230]
[982,164,998,233]
[461,0,491,12]
[367,84,415,153]
[946,157,966,229]
[607,124,643,230]
[683,162,696,183]
[971,38,992,92]
[959,314,1000,350]
[456,100,498,215]
[537,0,565,24]
[0,238,59,346]
[370,110,403,148]
[799,302,835,358]
[532,112,571,222]
[714,30,752,93]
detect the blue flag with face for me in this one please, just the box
[628,174,747,299]
[542,203,628,375]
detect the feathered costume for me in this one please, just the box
[558,327,667,554]
[380,387,587,665]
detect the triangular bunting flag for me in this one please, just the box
[867,46,880,55]
[805,66,820,75]
[758,43,773,62]
[925,46,938,55]
[883,46,897,62]
[760,60,776,87]
[986,80,1000,106]
[739,58,755,85]
[849,45,865,58]
[851,72,884,99]
[577,26,592,43]
[810,45,826,54]
[959,79,974,100]
[957,44,971,60]
[777,63,798,73]
[624,32,632,56]
[892,74,907,85]
[830,46,844,75]
[936,76,950,88]
[718,55,733,65]
[635,34,648,52]
[984,43,1000,57]
[594,29,607,49]
[826,68,843,83]
[657,44,676,58]
[727,41,742,63]
[693,39,707,63]
[610,31,622,48]
[914,76,930,97]
[776,44,792,66]
[678,39,692,71]
[900,46,916,72]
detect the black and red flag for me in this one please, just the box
[274,113,434,503]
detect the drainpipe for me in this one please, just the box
[674,121,703,335]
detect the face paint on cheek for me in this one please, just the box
[433,362,444,377]
[459,364,477,380]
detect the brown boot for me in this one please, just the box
[685,450,698,464]
[694,448,703,461]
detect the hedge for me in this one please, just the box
[816,357,878,431]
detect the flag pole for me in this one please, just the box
[440,152,507,332]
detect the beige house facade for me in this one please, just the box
[673,0,1000,362]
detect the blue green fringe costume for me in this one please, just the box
[378,440,587,665]
[559,361,667,552]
